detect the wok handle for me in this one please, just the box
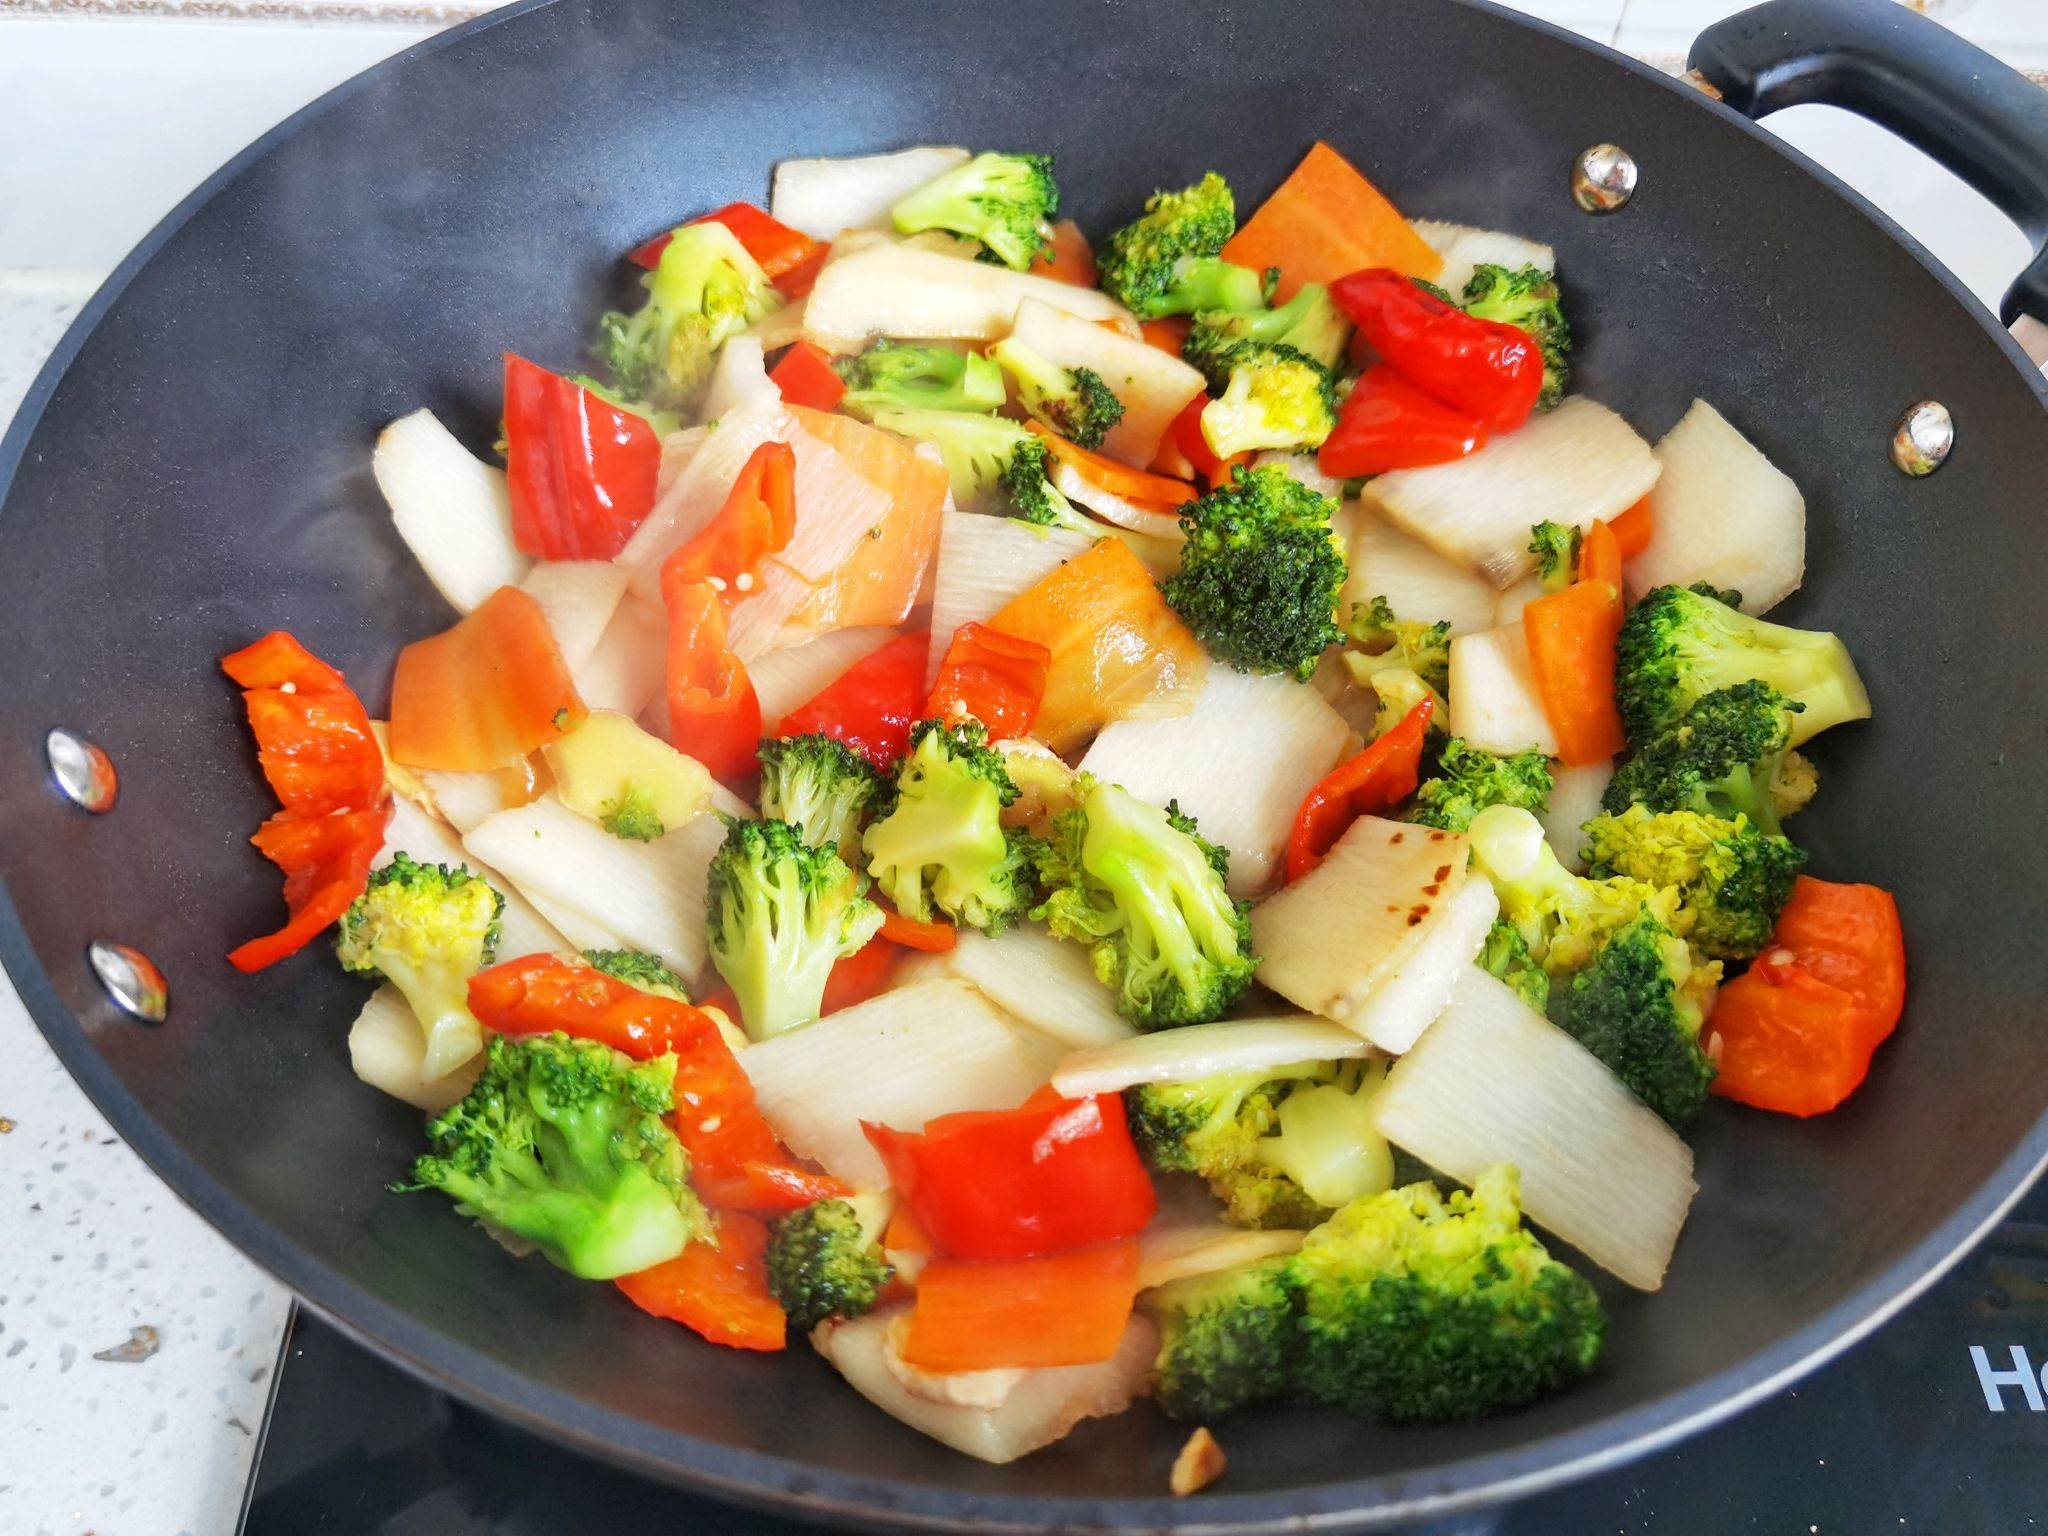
[1690,0,2048,326]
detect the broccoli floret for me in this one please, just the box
[1614,584,1870,749]
[1289,1167,1606,1422]
[835,340,1007,417]
[1163,466,1347,681]
[582,949,691,1002]
[1150,1167,1605,1425]
[765,1195,894,1333]
[1410,738,1553,832]
[706,817,884,1042]
[1095,173,1271,320]
[860,720,1040,935]
[757,732,886,859]
[1528,520,1582,592]
[1462,263,1571,410]
[1604,681,1802,837]
[890,151,1059,270]
[1466,803,1676,975]
[1583,804,1804,962]
[599,783,665,842]
[1479,919,1549,1013]
[1186,282,1352,372]
[1345,595,1450,695]
[336,853,504,1081]
[1033,781,1256,1029]
[864,407,1083,528]
[596,222,782,411]
[988,337,1125,449]
[1150,1257,1300,1419]
[1127,1061,1393,1229]
[1182,339,1337,458]
[409,1032,708,1279]
[1771,749,1819,820]
[1547,907,1721,1126]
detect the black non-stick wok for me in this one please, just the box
[5,0,2048,1526]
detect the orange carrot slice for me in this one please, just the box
[901,1240,1139,1372]
[1222,141,1443,302]
[388,587,582,771]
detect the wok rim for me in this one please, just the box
[4,0,2046,1527]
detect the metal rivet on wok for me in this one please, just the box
[1571,143,1638,214]
[1891,400,1954,477]
[88,941,168,1024]
[45,727,119,813]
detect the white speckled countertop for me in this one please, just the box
[1,2,2043,1532]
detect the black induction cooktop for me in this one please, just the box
[240,1179,2048,1535]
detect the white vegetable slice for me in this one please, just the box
[1052,1016,1369,1099]
[462,795,721,975]
[1370,966,1698,1291]
[937,925,1134,1051]
[1410,220,1556,299]
[374,409,529,614]
[1491,574,1545,631]
[1250,816,1471,1046]
[740,978,1062,1188]
[1340,874,1499,1054]
[1338,506,1499,637]
[813,1305,1157,1465]
[1006,299,1205,468]
[925,508,1093,685]
[1539,758,1615,874]
[803,241,1132,346]
[1631,398,1806,615]
[1448,624,1560,757]
[572,593,667,721]
[1077,666,1350,896]
[699,335,781,423]
[1367,397,1660,588]
[374,793,568,962]
[771,146,972,239]
[348,985,483,1113]
[519,560,628,673]
[1137,1218,1305,1293]
[749,625,897,729]
[1047,461,1186,552]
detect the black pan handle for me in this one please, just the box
[1690,0,2048,326]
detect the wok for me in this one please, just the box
[5,0,2047,1526]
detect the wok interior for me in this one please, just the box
[3,0,2047,1518]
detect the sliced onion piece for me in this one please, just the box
[1370,966,1698,1291]
[374,409,529,614]
[1539,758,1615,874]
[1410,220,1556,299]
[375,792,567,962]
[572,593,667,722]
[803,241,1132,347]
[938,925,1134,1051]
[1631,397,1806,615]
[1342,874,1499,1053]
[1448,624,1559,757]
[771,146,973,240]
[924,508,1093,686]
[1366,397,1660,588]
[699,334,781,423]
[519,560,628,673]
[750,625,897,730]
[1009,298,1205,469]
[1338,505,1499,638]
[348,984,483,1113]
[1052,1015,1368,1099]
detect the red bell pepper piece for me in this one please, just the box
[1523,521,1627,768]
[925,622,1051,742]
[502,354,661,561]
[1284,698,1433,882]
[221,632,392,971]
[902,1240,1141,1372]
[221,632,386,816]
[662,440,797,595]
[878,907,958,953]
[1331,267,1544,435]
[227,804,391,973]
[820,937,900,1014]
[661,574,763,784]
[616,1213,787,1351]
[863,1087,1157,1261]
[1708,877,1905,1117]
[628,202,828,299]
[1317,363,1488,478]
[468,955,846,1211]
[768,340,847,412]
[774,631,930,771]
